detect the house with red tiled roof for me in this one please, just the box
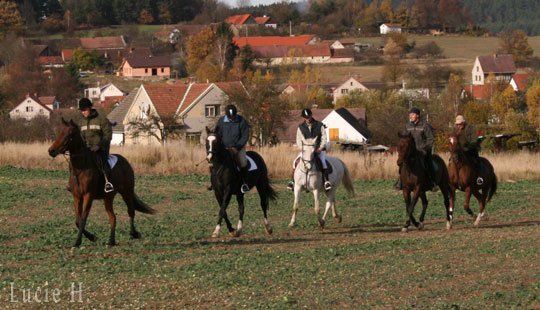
[251,44,332,66]
[233,35,317,48]
[9,94,58,120]
[84,83,125,102]
[115,81,245,145]
[254,15,277,28]
[119,54,171,78]
[510,73,529,92]
[462,84,494,101]
[472,54,516,85]
[37,56,64,68]
[226,14,256,25]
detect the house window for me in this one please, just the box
[205,105,220,117]
[329,128,339,141]
[161,68,164,73]
[476,66,479,72]
[350,82,353,86]
[26,106,33,112]
[39,109,44,114]
[341,89,348,94]
[145,68,148,74]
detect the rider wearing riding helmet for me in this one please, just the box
[287,108,332,191]
[215,104,251,193]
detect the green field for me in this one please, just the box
[0,166,538,308]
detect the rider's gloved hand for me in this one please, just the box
[90,145,100,152]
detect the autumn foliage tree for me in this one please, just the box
[0,0,24,35]
[498,30,534,65]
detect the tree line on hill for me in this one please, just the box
[2,0,540,36]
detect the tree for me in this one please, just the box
[186,27,215,76]
[158,2,172,24]
[379,0,394,22]
[72,48,103,71]
[498,30,534,65]
[0,0,24,34]
[525,79,540,129]
[3,45,45,104]
[138,8,154,24]
[441,73,463,117]
[227,70,288,146]
[128,113,184,145]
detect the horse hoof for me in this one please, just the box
[130,231,142,239]
[335,215,342,223]
[265,226,273,235]
[232,230,241,237]
[211,233,219,238]
[107,242,116,248]
[473,221,480,227]
[418,223,424,230]
[318,219,325,228]
[288,222,295,228]
[87,234,97,242]
[401,227,408,232]
[446,222,452,230]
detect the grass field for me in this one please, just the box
[0,166,538,308]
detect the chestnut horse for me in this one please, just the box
[396,132,452,231]
[48,119,155,247]
[448,134,497,226]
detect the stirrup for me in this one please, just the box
[324,181,332,191]
[104,182,114,193]
[241,184,250,193]
[476,177,484,186]
[287,181,294,190]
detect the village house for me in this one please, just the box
[380,23,402,34]
[107,82,244,145]
[472,54,516,85]
[332,76,369,105]
[84,83,125,102]
[118,53,171,78]
[9,94,58,120]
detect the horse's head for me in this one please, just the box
[396,131,415,166]
[48,118,82,158]
[205,126,221,163]
[448,133,463,163]
[300,137,317,170]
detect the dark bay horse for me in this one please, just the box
[48,119,155,247]
[448,134,497,226]
[205,128,277,238]
[396,132,452,231]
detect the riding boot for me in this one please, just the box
[240,166,250,193]
[287,169,295,190]
[322,168,332,191]
[98,154,114,193]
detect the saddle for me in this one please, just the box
[293,156,333,174]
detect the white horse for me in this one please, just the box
[289,138,355,228]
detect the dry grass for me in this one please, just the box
[2,141,539,181]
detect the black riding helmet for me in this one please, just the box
[409,107,421,115]
[301,108,312,118]
[225,104,237,118]
[78,98,93,110]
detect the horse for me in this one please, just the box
[448,133,497,226]
[205,127,277,238]
[288,137,355,228]
[396,131,452,231]
[48,118,155,247]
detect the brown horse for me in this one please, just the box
[48,119,155,247]
[396,132,452,231]
[448,134,497,227]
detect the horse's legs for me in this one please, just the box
[418,192,428,230]
[213,191,234,237]
[73,196,96,242]
[313,189,325,228]
[234,194,244,237]
[464,187,475,219]
[472,189,487,226]
[322,190,341,224]
[73,194,93,248]
[289,186,301,227]
[104,196,116,246]
[402,189,420,231]
[402,190,412,231]
[257,188,273,235]
[120,191,141,239]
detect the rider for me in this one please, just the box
[77,97,114,192]
[395,107,436,190]
[215,104,251,194]
[452,115,482,182]
[287,108,332,191]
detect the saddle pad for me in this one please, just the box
[108,155,118,169]
[237,155,258,171]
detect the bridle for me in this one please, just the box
[300,141,318,173]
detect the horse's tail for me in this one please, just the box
[248,151,277,202]
[134,193,156,214]
[487,173,497,203]
[340,159,355,196]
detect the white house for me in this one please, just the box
[380,23,402,34]
[471,54,516,85]
[333,77,369,104]
[84,83,124,102]
[9,94,57,120]
[322,108,371,146]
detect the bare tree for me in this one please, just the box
[236,0,252,8]
[127,114,184,145]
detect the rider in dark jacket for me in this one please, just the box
[215,104,251,193]
[396,107,436,190]
[76,98,114,192]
